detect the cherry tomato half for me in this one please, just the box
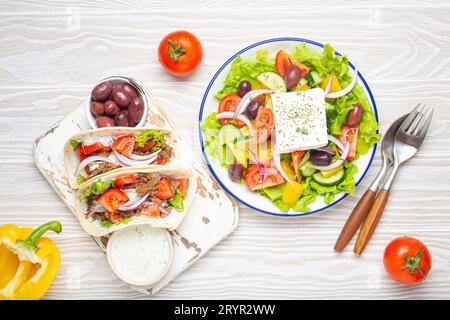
[254,108,275,145]
[337,124,358,160]
[176,178,189,199]
[275,50,310,77]
[244,159,284,191]
[158,30,203,77]
[217,94,244,127]
[82,142,104,155]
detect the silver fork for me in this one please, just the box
[354,103,434,255]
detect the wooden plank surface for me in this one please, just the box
[1,0,449,299]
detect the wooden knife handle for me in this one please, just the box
[353,189,390,255]
[334,189,376,252]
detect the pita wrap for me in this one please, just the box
[64,126,178,190]
[74,166,197,237]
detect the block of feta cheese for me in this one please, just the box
[270,88,328,153]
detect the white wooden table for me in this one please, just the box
[1,0,449,299]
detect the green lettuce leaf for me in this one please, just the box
[292,177,318,212]
[80,178,113,201]
[214,50,275,100]
[169,189,184,212]
[100,218,132,228]
[135,129,165,150]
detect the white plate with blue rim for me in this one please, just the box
[199,38,379,217]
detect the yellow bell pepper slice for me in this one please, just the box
[282,181,304,206]
[321,165,344,178]
[0,221,61,300]
[299,83,310,91]
[321,73,342,93]
[281,160,297,182]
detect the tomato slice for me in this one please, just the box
[176,178,189,199]
[105,212,124,223]
[244,159,285,191]
[114,174,137,188]
[275,50,310,77]
[141,203,161,217]
[75,145,87,161]
[154,177,175,200]
[291,150,306,182]
[111,135,136,156]
[337,125,358,160]
[218,94,244,127]
[82,142,104,155]
[97,188,129,212]
[254,108,275,145]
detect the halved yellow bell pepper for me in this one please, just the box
[282,181,304,206]
[321,73,342,93]
[0,221,62,300]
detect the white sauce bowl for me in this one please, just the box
[106,224,173,287]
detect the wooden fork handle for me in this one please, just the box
[353,189,390,255]
[334,189,376,252]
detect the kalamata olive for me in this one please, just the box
[104,100,120,116]
[112,88,131,108]
[114,111,130,127]
[284,64,301,90]
[347,103,363,126]
[121,83,138,99]
[245,99,263,119]
[229,162,244,182]
[90,101,104,116]
[310,150,332,166]
[96,116,115,128]
[128,97,144,123]
[237,80,252,97]
[91,81,112,102]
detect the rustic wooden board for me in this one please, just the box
[0,0,449,299]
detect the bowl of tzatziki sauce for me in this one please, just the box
[106,224,174,287]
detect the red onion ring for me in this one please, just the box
[112,149,158,166]
[327,134,345,151]
[234,89,274,118]
[126,148,161,161]
[311,142,350,171]
[75,156,114,177]
[159,205,172,215]
[215,112,254,136]
[324,71,334,96]
[248,148,267,183]
[326,65,358,99]
[118,194,149,211]
[314,147,336,155]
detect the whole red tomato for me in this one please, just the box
[383,236,431,285]
[158,30,203,77]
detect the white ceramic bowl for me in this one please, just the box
[86,76,148,129]
[106,225,173,287]
[199,38,379,217]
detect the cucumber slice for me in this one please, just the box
[299,160,317,177]
[217,124,242,145]
[299,78,308,86]
[217,145,234,166]
[256,71,287,92]
[299,151,310,167]
[312,169,345,186]
[310,71,322,86]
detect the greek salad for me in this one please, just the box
[201,43,380,212]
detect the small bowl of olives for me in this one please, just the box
[86,76,148,129]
